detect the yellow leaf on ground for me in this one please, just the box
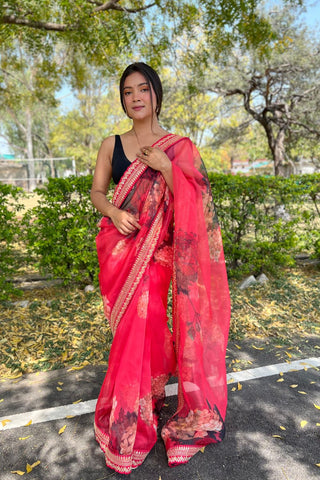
[277,378,284,383]
[285,351,292,358]
[19,436,32,440]
[1,419,11,427]
[300,420,308,428]
[200,446,205,453]
[252,345,264,350]
[56,387,62,391]
[231,387,236,392]
[272,435,282,439]
[316,423,320,427]
[279,372,284,376]
[0,399,4,403]
[298,391,307,395]
[290,384,298,388]
[227,378,235,384]
[235,344,242,350]
[26,460,40,473]
[10,471,25,475]
[314,404,320,410]
[72,399,82,404]
[315,463,320,467]
[279,426,286,431]
[67,366,84,371]
[65,415,75,419]
[58,382,63,386]
[238,382,242,391]
[59,425,67,435]
[24,420,32,427]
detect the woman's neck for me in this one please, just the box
[131,117,165,138]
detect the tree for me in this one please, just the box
[49,68,130,172]
[0,42,60,189]
[203,6,320,175]
[0,0,302,71]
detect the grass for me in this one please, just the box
[0,265,319,379]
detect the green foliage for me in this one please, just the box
[209,173,320,276]
[0,184,24,299]
[23,176,101,284]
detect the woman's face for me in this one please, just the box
[123,71,157,119]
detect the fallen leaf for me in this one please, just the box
[252,345,264,350]
[56,387,62,391]
[285,351,292,358]
[272,435,282,439]
[24,420,32,427]
[298,391,307,395]
[58,382,64,386]
[238,382,242,391]
[19,436,32,440]
[1,419,11,427]
[300,420,308,428]
[279,372,284,376]
[315,463,320,467]
[316,423,320,427]
[314,404,320,410]
[279,426,286,431]
[67,366,84,371]
[231,387,236,392]
[200,446,205,453]
[235,344,242,350]
[277,378,284,383]
[59,425,67,435]
[26,461,40,473]
[290,384,298,388]
[72,399,82,404]
[0,399,4,403]
[65,415,75,419]
[227,378,235,384]
[10,471,25,476]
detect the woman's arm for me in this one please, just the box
[91,137,141,235]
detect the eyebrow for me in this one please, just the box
[123,82,148,90]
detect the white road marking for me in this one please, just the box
[1,357,319,431]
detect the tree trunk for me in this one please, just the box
[26,108,36,191]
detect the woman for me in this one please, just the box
[90,62,230,474]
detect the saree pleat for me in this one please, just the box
[94,134,230,473]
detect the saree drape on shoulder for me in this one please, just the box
[94,134,230,474]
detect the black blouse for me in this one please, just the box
[112,135,131,184]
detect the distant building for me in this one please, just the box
[231,159,273,175]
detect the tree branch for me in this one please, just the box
[0,15,71,32]
[93,0,156,13]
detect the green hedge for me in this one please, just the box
[22,176,101,284]
[1,173,319,295]
[0,184,24,299]
[209,173,320,277]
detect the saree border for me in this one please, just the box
[95,423,149,474]
[167,445,203,465]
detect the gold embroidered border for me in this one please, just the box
[95,422,149,474]
[110,207,163,332]
[167,444,202,464]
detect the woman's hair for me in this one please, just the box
[119,62,163,118]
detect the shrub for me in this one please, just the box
[0,184,24,299]
[23,176,101,284]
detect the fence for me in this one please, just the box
[0,157,76,191]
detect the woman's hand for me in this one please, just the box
[136,146,171,172]
[110,208,141,236]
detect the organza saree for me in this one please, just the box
[94,134,230,474]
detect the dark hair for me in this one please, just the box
[119,62,163,118]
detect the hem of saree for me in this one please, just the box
[167,445,202,466]
[94,422,149,474]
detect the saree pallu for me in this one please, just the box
[94,134,230,474]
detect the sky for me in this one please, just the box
[1,0,319,155]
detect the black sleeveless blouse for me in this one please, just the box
[112,135,131,184]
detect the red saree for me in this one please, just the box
[94,134,230,474]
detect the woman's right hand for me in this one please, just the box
[110,208,141,236]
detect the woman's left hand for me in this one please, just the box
[136,146,171,173]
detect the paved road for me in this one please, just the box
[0,337,319,480]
